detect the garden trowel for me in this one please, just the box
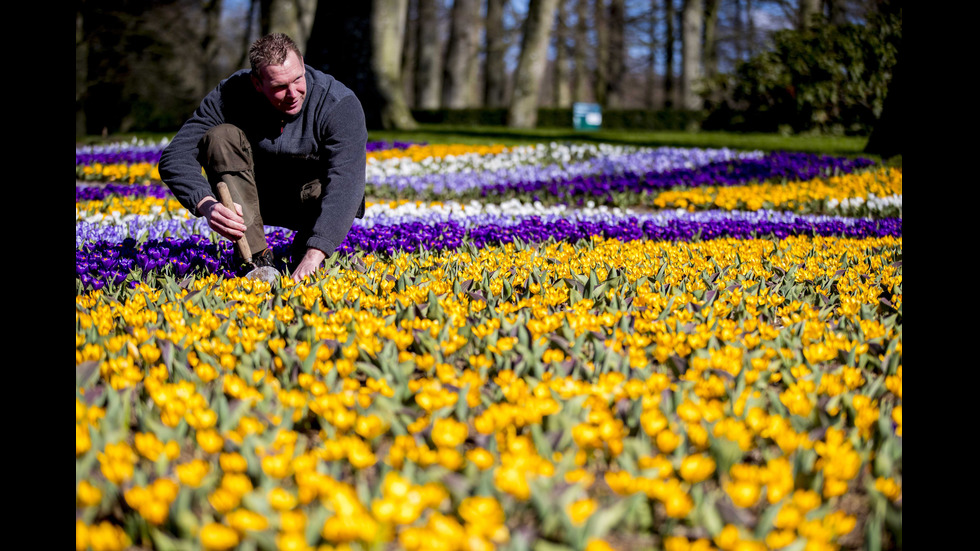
[215,181,279,285]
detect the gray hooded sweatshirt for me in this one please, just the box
[158,65,367,256]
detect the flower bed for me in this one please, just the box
[76,140,902,551]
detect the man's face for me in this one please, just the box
[252,51,307,116]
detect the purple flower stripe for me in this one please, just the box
[75,229,295,290]
[365,140,423,153]
[76,218,219,247]
[75,145,164,166]
[481,152,875,201]
[339,215,901,254]
[76,183,173,201]
[75,215,901,289]
[77,151,872,203]
[368,147,759,196]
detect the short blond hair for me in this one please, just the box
[249,33,303,77]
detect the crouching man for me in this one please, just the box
[159,33,367,281]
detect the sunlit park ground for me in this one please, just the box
[76,127,901,551]
[80,125,877,155]
[372,125,875,155]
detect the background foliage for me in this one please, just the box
[77,0,902,146]
[705,10,901,134]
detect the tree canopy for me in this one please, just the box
[77,0,901,136]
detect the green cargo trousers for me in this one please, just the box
[197,123,325,263]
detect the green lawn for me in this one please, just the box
[369,124,872,156]
[79,123,886,161]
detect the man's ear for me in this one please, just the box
[250,72,262,92]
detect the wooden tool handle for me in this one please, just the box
[215,181,252,261]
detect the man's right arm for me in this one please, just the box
[158,84,228,217]
[159,79,250,239]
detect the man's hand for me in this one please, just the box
[292,247,327,281]
[198,196,247,241]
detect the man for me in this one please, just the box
[159,33,367,281]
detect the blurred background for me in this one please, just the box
[75,0,901,149]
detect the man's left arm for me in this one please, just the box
[293,93,368,281]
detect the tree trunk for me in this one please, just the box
[664,0,676,108]
[414,0,441,109]
[400,0,417,107]
[306,1,417,129]
[202,0,223,91]
[553,0,572,107]
[76,7,87,137]
[646,0,658,109]
[442,0,480,108]
[572,0,591,103]
[372,0,417,129]
[605,0,625,108]
[482,0,507,107]
[746,0,755,57]
[236,0,259,69]
[465,8,484,108]
[508,0,559,128]
[827,0,847,25]
[680,0,703,111]
[593,0,609,106]
[702,0,720,105]
[261,0,318,52]
[798,0,821,30]
[732,0,743,63]
[484,0,507,107]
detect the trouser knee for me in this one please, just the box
[199,125,267,256]
[199,124,253,174]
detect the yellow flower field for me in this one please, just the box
[76,141,901,551]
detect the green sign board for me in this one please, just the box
[573,102,602,131]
